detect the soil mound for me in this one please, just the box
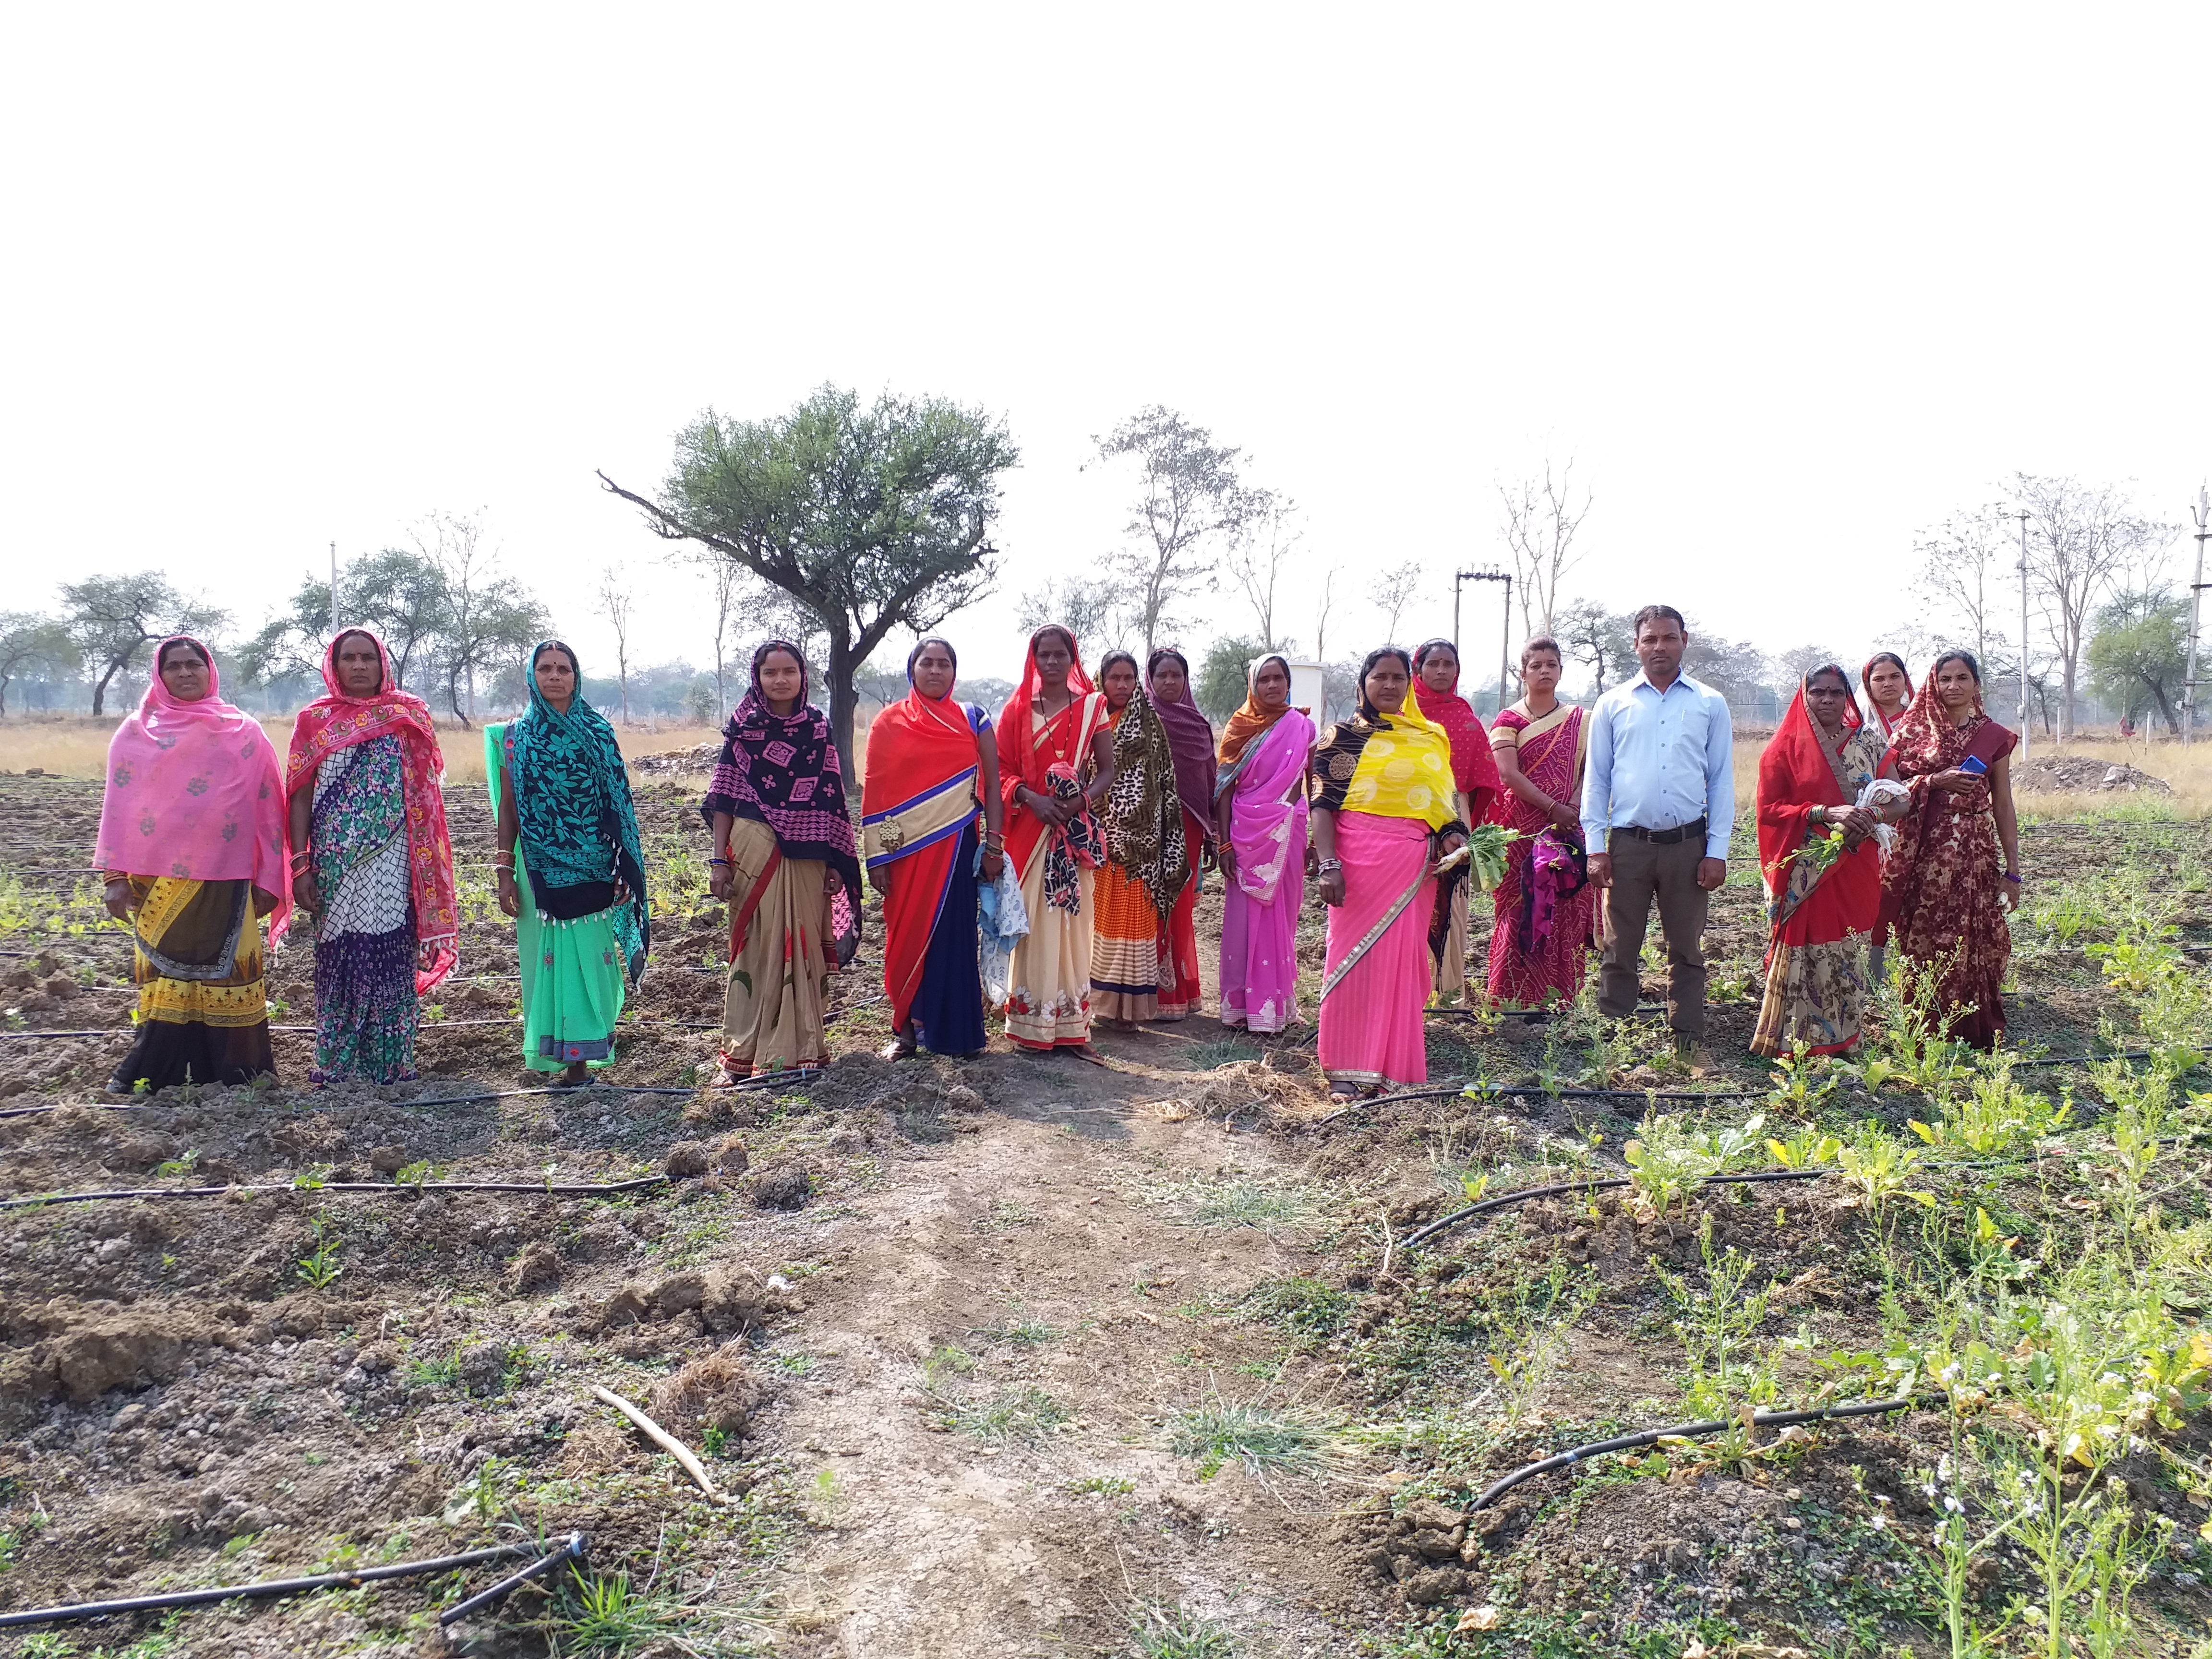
[2014,756,2171,793]
[630,742,720,775]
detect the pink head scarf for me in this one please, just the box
[95,636,292,942]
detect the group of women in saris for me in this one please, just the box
[1752,651,2020,1058]
[89,615,2025,1104]
[856,625,1321,1066]
[96,631,468,1094]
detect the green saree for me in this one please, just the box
[488,721,632,1072]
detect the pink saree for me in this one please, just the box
[1219,709,1314,1034]
[1319,811,1437,1088]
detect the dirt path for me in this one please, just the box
[755,1050,1367,1658]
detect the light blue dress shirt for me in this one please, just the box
[1579,670,1735,860]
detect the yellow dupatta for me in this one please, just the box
[1338,698,1458,829]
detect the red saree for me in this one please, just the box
[862,688,986,1033]
[996,628,1108,1049]
[1487,701,1593,1007]
[1879,680,2019,1049]
[1750,677,1885,1056]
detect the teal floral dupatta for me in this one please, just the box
[502,646,650,983]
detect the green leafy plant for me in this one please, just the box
[1480,1257,1599,1438]
[1918,1271,2212,1659]
[442,1455,510,1527]
[294,1215,343,1289]
[1650,1214,1779,1463]
[1910,1053,2068,1155]
[1765,1125,1841,1171]
[1764,1040,1838,1112]
[1621,1111,1764,1217]
[1834,1122,1932,1214]
[1068,1473,1136,1496]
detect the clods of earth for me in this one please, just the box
[0,768,2209,1656]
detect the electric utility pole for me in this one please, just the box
[1453,568,1512,711]
[2015,508,2031,764]
[329,541,339,637]
[2187,484,2211,746]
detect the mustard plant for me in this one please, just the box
[1650,1214,1778,1460]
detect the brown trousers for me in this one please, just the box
[1598,831,1709,1038]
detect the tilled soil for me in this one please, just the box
[1,771,2209,1657]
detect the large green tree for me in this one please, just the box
[0,613,78,717]
[235,575,336,689]
[1196,634,1268,724]
[59,572,225,715]
[2086,588,2190,734]
[600,385,1020,777]
[349,549,449,687]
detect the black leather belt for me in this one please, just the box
[1615,817,1707,847]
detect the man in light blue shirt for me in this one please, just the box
[1579,604,1734,1054]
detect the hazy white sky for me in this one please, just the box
[5,4,2208,693]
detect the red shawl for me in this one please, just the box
[285,629,458,992]
[997,626,1105,880]
[1411,673,1501,824]
[861,684,986,1028]
[1755,675,1880,945]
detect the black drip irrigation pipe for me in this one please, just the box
[1433,1003,1670,1023]
[440,1531,588,1628]
[1317,1049,2175,1127]
[1317,1082,1765,1126]
[0,1067,818,1121]
[1,1174,675,1209]
[1404,1121,2212,1253]
[1467,1396,1937,1513]
[1400,1167,1828,1249]
[0,998,888,1044]
[0,1536,554,1630]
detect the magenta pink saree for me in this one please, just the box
[1319,811,1437,1089]
[1218,709,1314,1034]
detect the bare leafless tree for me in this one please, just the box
[1015,577,1128,656]
[1313,567,1338,665]
[698,552,740,722]
[1774,644,1844,687]
[2010,474,2174,737]
[1225,490,1301,649]
[410,508,544,725]
[1497,458,1594,637]
[595,566,635,725]
[1914,505,2009,670]
[1090,406,1258,655]
[1371,566,1423,647]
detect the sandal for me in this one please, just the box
[880,1034,918,1061]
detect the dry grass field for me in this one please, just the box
[3,716,2193,819]
[0,717,751,790]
